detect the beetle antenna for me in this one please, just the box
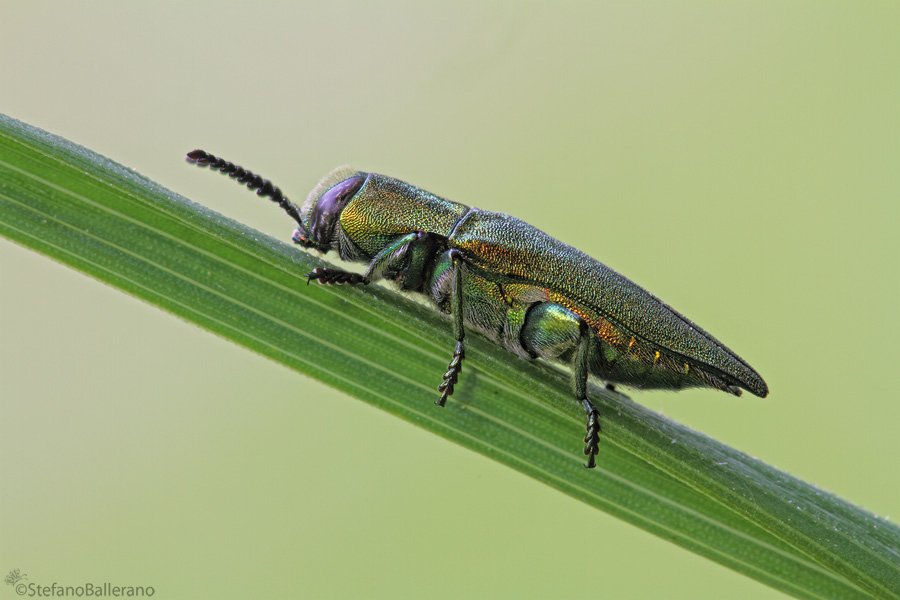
[185,149,304,228]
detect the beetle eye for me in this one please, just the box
[310,175,366,242]
[316,176,365,219]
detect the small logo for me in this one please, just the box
[5,569,27,586]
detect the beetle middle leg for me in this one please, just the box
[437,249,465,407]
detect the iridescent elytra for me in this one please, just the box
[186,150,768,468]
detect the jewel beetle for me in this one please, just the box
[185,150,768,468]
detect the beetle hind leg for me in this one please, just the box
[521,304,602,467]
[574,321,601,468]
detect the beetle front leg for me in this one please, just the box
[306,268,367,286]
[436,249,465,407]
[306,232,421,286]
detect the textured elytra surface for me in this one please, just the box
[449,209,768,397]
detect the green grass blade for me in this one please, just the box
[1,114,897,600]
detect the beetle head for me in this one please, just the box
[293,166,366,252]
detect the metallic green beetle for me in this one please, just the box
[186,150,768,468]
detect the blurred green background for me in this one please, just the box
[1,2,897,598]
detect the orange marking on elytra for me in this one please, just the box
[595,318,622,345]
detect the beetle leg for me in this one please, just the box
[306,232,420,286]
[362,232,421,282]
[575,320,601,468]
[436,249,465,407]
[520,303,603,466]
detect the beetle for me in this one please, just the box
[185,149,768,468]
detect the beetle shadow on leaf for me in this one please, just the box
[449,368,480,406]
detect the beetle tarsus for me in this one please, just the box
[436,341,465,407]
[306,268,368,286]
[581,398,600,469]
